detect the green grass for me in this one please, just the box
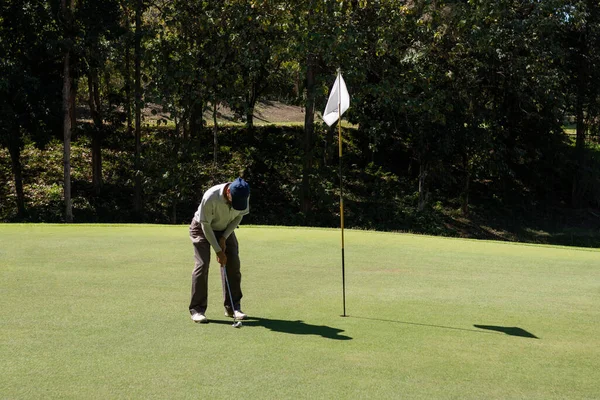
[1,224,599,399]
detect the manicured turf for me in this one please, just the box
[1,224,599,399]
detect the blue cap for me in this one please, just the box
[229,178,250,211]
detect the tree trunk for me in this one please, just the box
[246,65,273,129]
[125,29,133,139]
[460,152,470,216]
[122,0,133,139]
[70,76,77,128]
[213,101,218,184]
[323,125,335,167]
[62,0,73,223]
[294,69,300,98]
[301,54,317,216]
[8,134,25,218]
[572,73,586,208]
[418,161,428,212]
[88,68,103,194]
[189,99,203,138]
[171,202,177,225]
[134,0,143,220]
[245,84,256,129]
[571,3,596,208]
[182,106,190,140]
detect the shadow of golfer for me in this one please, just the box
[211,316,352,340]
[473,325,539,339]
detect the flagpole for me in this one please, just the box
[337,68,347,317]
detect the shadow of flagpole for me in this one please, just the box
[351,316,539,339]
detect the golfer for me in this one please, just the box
[189,177,250,323]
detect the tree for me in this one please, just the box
[347,0,447,210]
[347,0,570,214]
[0,0,62,219]
[559,0,600,207]
[289,0,339,216]
[60,0,75,222]
[133,0,143,219]
[224,0,291,128]
[77,0,124,194]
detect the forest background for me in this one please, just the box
[1,0,600,247]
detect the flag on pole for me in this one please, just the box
[323,72,350,126]
[324,70,350,317]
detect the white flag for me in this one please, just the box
[323,72,350,126]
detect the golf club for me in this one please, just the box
[221,264,242,328]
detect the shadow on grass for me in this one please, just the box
[473,325,539,339]
[352,317,538,339]
[210,316,352,340]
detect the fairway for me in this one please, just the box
[1,224,599,399]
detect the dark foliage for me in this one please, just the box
[2,124,599,247]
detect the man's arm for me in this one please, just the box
[200,221,222,252]
[222,215,243,240]
[199,200,222,253]
[222,201,248,240]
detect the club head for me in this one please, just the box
[232,321,242,328]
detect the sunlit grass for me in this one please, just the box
[1,224,599,399]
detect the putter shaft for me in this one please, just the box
[221,264,239,327]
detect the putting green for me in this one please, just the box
[1,224,598,399]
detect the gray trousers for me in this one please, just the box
[189,219,243,314]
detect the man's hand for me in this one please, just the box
[216,250,228,266]
[217,237,227,265]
